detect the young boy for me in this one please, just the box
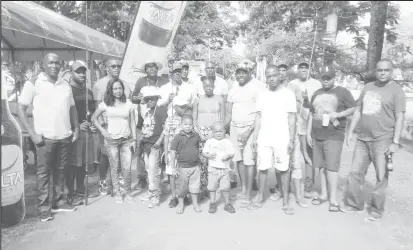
[139,87,168,208]
[169,115,202,214]
[203,121,236,214]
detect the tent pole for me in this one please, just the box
[84,0,90,206]
[11,49,19,102]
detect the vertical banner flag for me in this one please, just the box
[119,1,187,89]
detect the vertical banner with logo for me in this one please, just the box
[119,1,187,88]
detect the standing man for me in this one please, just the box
[131,61,168,190]
[251,65,297,215]
[287,61,322,198]
[17,53,80,222]
[343,59,406,221]
[92,59,128,195]
[196,61,229,102]
[225,62,266,207]
[306,65,356,212]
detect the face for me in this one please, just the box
[298,64,309,79]
[144,96,159,108]
[44,54,61,78]
[202,79,214,96]
[181,66,189,78]
[72,68,86,84]
[265,68,280,90]
[212,124,226,140]
[172,69,182,83]
[235,69,251,86]
[278,67,288,81]
[145,64,158,77]
[181,118,193,133]
[375,61,393,83]
[321,75,335,89]
[205,66,215,77]
[112,81,124,98]
[107,61,121,78]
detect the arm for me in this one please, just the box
[306,113,313,147]
[129,108,137,142]
[252,111,261,143]
[91,107,109,138]
[170,150,177,170]
[131,80,142,104]
[70,105,80,142]
[224,101,233,128]
[393,112,405,145]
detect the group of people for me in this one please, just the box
[15,52,406,222]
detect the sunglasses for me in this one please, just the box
[143,96,159,102]
[110,65,121,69]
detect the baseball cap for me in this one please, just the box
[171,62,182,72]
[71,60,87,71]
[180,61,189,68]
[142,60,163,71]
[141,86,161,99]
[276,61,289,68]
[298,61,310,68]
[320,65,336,78]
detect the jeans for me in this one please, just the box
[136,129,148,180]
[36,136,71,213]
[144,148,161,197]
[104,137,133,195]
[345,138,391,216]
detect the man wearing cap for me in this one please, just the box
[18,53,80,221]
[92,59,129,195]
[131,61,168,189]
[287,61,322,197]
[225,61,266,206]
[306,65,355,212]
[61,61,100,205]
[195,61,229,102]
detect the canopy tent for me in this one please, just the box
[1,1,125,61]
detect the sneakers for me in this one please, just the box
[40,211,54,222]
[76,190,100,199]
[140,191,153,201]
[224,204,236,213]
[71,195,85,206]
[115,195,124,204]
[148,196,160,208]
[51,203,76,213]
[208,203,217,214]
[169,197,179,208]
[125,194,135,204]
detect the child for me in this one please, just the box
[203,121,236,213]
[139,87,168,208]
[169,115,202,214]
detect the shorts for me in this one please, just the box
[178,166,201,197]
[207,167,231,192]
[69,130,94,167]
[312,139,343,172]
[257,145,290,172]
[229,125,255,166]
[297,116,308,136]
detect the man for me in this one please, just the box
[251,65,297,215]
[306,65,355,212]
[131,61,168,190]
[225,62,266,206]
[61,61,100,205]
[195,61,229,102]
[287,61,322,198]
[343,59,406,221]
[17,53,80,222]
[92,59,128,195]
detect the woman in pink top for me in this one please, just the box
[92,79,137,204]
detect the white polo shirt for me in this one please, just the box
[18,72,75,140]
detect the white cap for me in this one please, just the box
[141,86,161,98]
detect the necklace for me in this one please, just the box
[147,77,159,88]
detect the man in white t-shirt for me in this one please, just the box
[286,61,322,197]
[251,65,297,214]
[225,62,266,206]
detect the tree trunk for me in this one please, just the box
[366,1,388,71]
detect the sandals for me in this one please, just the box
[270,193,283,201]
[311,197,328,206]
[193,206,203,213]
[296,200,309,208]
[282,207,295,215]
[328,204,341,212]
[247,200,264,210]
[240,200,253,208]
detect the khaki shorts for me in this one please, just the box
[178,166,201,197]
[207,167,231,192]
[229,125,255,166]
[257,145,289,172]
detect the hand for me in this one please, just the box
[385,143,401,156]
[221,154,233,161]
[346,132,354,147]
[304,155,313,166]
[72,129,79,143]
[329,112,339,120]
[171,167,180,178]
[307,135,313,148]
[89,124,97,133]
[31,133,44,146]
[152,141,161,149]
[287,140,295,155]
[238,129,252,145]
[199,134,206,142]
[251,139,258,152]
[80,120,90,131]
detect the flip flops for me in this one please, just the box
[311,197,328,206]
[247,200,264,210]
[282,207,295,215]
[328,204,341,212]
[296,200,309,208]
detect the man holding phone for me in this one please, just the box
[18,53,80,222]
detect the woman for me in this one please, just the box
[92,78,137,204]
[192,76,226,198]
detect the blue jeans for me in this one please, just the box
[104,137,133,195]
[143,148,161,197]
[345,138,391,216]
[36,136,71,213]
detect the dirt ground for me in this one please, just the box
[2,139,413,250]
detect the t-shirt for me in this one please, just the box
[170,131,201,168]
[227,78,266,127]
[357,81,406,141]
[194,75,229,96]
[202,138,235,169]
[256,87,297,147]
[140,106,168,154]
[158,81,196,117]
[70,85,95,123]
[310,86,356,141]
[98,100,134,139]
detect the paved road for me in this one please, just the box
[2,139,413,250]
